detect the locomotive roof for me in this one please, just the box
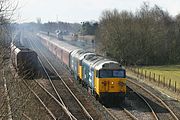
[91,59,109,68]
[95,60,121,70]
[79,52,95,61]
[83,55,104,66]
[82,53,121,70]
[71,49,84,58]
[72,50,95,61]
[38,33,80,53]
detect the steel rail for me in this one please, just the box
[26,36,76,120]
[103,106,138,120]
[30,36,93,120]
[36,58,76,120]
[103,106,118,120]
[135,92,159,120]
[123,108,138,120]
[127,86,159,120]
[127,79,179,120]
[34,79,76,120]
[22,80,56,120]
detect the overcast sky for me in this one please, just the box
[18,0,180,23]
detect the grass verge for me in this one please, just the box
[139,65,180,89]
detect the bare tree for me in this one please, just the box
[96,2,180,65]
[0,0,18,24]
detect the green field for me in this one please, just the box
[139,65,180,89]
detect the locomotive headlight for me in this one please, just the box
[111,82,114,85]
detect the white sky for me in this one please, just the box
[17,0,180,23]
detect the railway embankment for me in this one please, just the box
[0,47,53,119]
[0,48,9,120]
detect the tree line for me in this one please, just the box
[96,3,180,65]
[38,21,98,35]
[41,21,81,33]
[80,21,98,35]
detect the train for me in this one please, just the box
[10,43,38,78]
[37,33,126,106]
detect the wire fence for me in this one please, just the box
[127,66,180,94]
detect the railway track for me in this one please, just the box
[103,106,138,120]
[31,33,169,120]
[33,35,162,120]
[127,78,179,120]
[31,33,164,120]
[23,33,180,120]
[103,86,159,120]
[26,34,94,120]
[126,86,159,120]
[22,38,76,119]
[22,79,72,120]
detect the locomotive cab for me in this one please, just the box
[94,61,126,105]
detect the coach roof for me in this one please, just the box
[38,33,80,53]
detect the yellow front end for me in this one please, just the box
[94,77,126,95]
[94,70,126,105]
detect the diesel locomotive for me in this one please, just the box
[37,33,126,105]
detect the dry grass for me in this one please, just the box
[127,65,180,101]
[138,65,180,89]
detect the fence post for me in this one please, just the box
[145,70,147,79]
[149,72,151,81]
[158,75,160,86]
[175,81,177,92]
[153,73,155,81]
[169,79,171,88]
[141,69,143,78]
[163,77,165,87]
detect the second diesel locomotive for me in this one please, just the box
[37,33,126,105]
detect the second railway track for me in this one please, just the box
[103,86,159,120]
[127,78,179,120]
[22,79,72,120]
[25,33,94,120]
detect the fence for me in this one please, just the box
[127,66,179,93]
